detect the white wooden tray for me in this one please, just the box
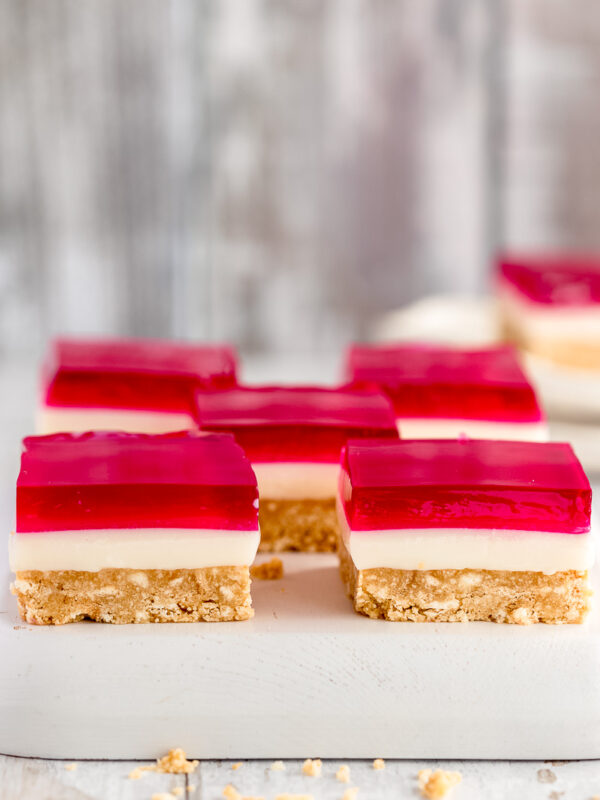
[2,550,600,761]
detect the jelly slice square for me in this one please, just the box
[341,439,591,533]
[195,386,398,462]
[500,256,600,306]
[42,338,237,413]
[17,431,258,532]
[345,344,543,421]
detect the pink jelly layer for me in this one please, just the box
[341,439,591,533]
[17,431,258,532]
[500,256,600,306]
[345,344,543,421]
[194,386,399,462]
[43,338,237,413]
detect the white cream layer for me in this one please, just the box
[499,280,600,342]
[396,418,549,442]
[253,462,340,500]
[37,404,196,435]
[9,528,260,572]
[337,501,595,574]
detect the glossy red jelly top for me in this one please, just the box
[345,344,543,421]
[500,255,600,306]
[17,431,258,532]
[42,338,237,413]
[194,386,399,462]
[341,439,591,533]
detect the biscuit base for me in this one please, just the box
[12,566,254,625]
[502,317,600,371]
[338,537,591,624]
[258,498,338,552]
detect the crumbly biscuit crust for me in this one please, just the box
[12,566,253,625]
[338,537,590,624]
[258,499,338,552]
[250,558,284,580]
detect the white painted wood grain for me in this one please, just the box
[0,755,186,799]
[2,756,600,800]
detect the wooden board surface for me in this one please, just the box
[3,552,600,761]
[2,357,600,792]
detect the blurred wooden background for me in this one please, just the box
[0,0,599,357]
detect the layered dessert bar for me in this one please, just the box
[10,431,260,624]
[345,343,547,440]
[195,387,398,552]
[498,255,600,370]
[338,439,593,623]
[37,337,237,434]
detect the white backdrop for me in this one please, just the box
[1,0,598,358]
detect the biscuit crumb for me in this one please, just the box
[187,786,196,794]
[129,749,199,780]
[156,748,199,775]
[64,763,77,772]
[172,789,184,797]
[302,759,322,777]
[275,795,313,800]
[129,767,146,780]
[271,761,286,771]
[250,558,284,580]
[232,763,243,771]
[336,765,351,783]
[418,769,462,799]
[152,794,177,800]
[373,759,385,770]
[341,789,359,800]
[537,769,557,784]
[222,785,264,800]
